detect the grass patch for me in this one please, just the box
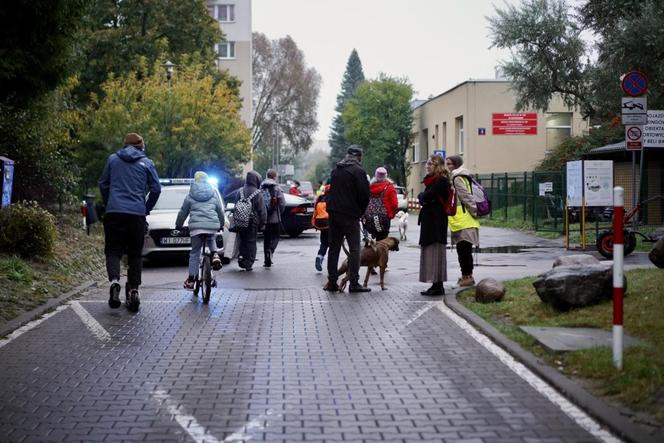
[458,269,664,422]
[0,210,106,325]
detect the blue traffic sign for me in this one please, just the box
[621,71,648,97]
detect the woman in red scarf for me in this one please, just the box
[417,154,450,295]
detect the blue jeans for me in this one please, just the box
[189,234,217,277]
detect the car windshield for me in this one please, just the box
[152,188,189,210]
[300,182,314,194]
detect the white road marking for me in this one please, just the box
[401,303,435,329]
[435,302,622,443]
[70,301,111,342]
[223,410,278,442]
[0,304,70,349]
[152,389,220,443]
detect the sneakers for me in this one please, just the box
[212,253,222,271]
[421,282,444,296]
[108,281,121,309]
[315,255,323,272]
[183,278,195,290]
[458,275,475,287]
[323,281,340,292]
[348,283,371,293]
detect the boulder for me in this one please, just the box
[533,264,626,311]
[475,278,505,303]
[649,236,664,269]
[552,254,600,268]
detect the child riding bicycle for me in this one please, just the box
[175,171,224,290]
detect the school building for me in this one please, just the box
[406,79,589,196]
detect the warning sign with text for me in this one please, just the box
[492,113,538,135]
[644,110,664,147]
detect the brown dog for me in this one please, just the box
[338,237,400,291]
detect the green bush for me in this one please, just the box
[0,201,57,258]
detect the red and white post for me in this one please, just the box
[612,187,625,370]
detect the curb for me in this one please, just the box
[0,280,98,338]
[444,289,661,443]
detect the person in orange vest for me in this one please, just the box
[312,180,330,271]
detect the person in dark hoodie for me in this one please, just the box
[261,169,286,267]
[237,171,267,271]
[99,132,161,311]
[175,171,225,289]
[324,145,371,293]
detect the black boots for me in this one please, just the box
[348,283,371,293]
[421,282,444,296]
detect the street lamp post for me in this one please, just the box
[162,60,176,86]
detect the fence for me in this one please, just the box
[476,168,664,240]
[476,171,566,233]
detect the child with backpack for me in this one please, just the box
[363,167,398,241]
[312,181,331,271]
[261,169,286,268]
[175,171,224,290]
[235,171,267,271]
[445,155,487,287]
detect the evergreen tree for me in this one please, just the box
[329,50,365,166]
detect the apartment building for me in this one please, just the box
[206,0,252,127]
[407,80,589,196]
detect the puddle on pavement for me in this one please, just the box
[407,245,559,253]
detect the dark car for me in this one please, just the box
[225,187,314,237]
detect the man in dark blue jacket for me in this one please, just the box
[99,133,161,311]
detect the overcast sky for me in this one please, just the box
[253,0,515,144]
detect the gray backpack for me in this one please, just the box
[233,188,261,229]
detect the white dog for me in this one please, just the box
[395,211,408,241]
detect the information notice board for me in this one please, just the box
[583,160,613,207]
[566,160,583,207]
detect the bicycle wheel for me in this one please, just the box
[202,256,212,304]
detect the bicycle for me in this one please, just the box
[173,229,218,304]
[596,195,664,258]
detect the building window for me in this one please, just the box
[217,41,236,59]
[412,143,419,163]
[442,122,447,150]
[546,112,572,150]
[455,117,464,155]
[434,124,439,149]
[217,4,235,22]
[421,129,429,161]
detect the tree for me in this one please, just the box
[251,33,321,168]
[343,75,414,187]
[0,1,85,106]
[329,50,365,166]
[79,59,251,180]
[76,0,222,102]
[488,0,664,120]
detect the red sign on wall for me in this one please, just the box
[492,113,538,135]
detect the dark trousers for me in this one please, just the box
[317,229,329,257]
[103,213,146,288]
[238,222,258,268]
[327,216,361,284]
[263,222,281,258]
[456,240,474,276]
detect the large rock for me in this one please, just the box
[533,264,626,311]
[552,254,600,268]
[475,278,505,303]
[649,236,664,268]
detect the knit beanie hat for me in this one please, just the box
[375,167,388,179]
[194,171,208,182]
[123,132,143,146]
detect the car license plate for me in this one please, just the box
[306,207,314,213]
[161,237,190,245]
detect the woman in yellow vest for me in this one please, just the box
[445,155,480,287]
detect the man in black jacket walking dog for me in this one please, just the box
[324,145,371,293]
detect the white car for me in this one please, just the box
[395,186,409,212]
[143,179,229,261]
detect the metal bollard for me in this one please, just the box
[612,187,624,370]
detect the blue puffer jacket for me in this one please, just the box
[175,181,225,232]
[99,146,161,216]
